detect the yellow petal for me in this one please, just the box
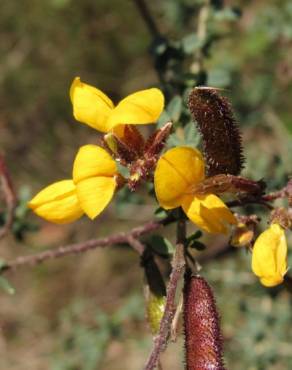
[182,194,236,234]
[251,223,287,287]
[75,177,116,219]
[231,223,254,247]
[259,276,283,288]
[28,180,83,224]
[73,145,117,183]
[107,88,164,130]
[154,147,205,209]
[70,77,114,133]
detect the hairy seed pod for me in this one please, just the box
[188,87,244,177]
[183,273,226,370]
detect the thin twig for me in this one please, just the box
[126,235,146,255]
[226,180,292,210]
[262,179,292,202]
[226,197,273,210]
[144,220,186,370]
[0,155,17,240]
[1,217,173,274]
[132,0,161,38]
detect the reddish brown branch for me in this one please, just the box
[262,179,292,202]
[0,155,17,240]
[226,180,292,210]
[1,217,173,273]
[144,220,186,370]
[126,235,146,255]
[226,197,273,210]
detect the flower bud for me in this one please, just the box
[231,222,254,248]
[251,223,288,287]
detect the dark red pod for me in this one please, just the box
[183,273,226,370]
[188,87,244,177]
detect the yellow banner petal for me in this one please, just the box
[73,145,117,184]
[75,176,116,219]
[154,147,205,209]
[107,88,164,129]
[182,193,236,234]
[251,223,287,287]
[70,77,114,133]
[28,180,83,224]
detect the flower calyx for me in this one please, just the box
[190,174,266,197]
[104,122,173,190]
[270,207,292,230]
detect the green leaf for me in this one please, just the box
[184,122,200,147]
[154,207,168,219]
[186,230,203,244]
[157,110,172,128]
[116,162,130,178]
[148,235,174,257]
[167,122,200,149]
[182,33,203,54]
[167,133,183,148]
[189,240,206,251]
[213,7,240,22]
[166,96,183,122]
[0,276,15,295]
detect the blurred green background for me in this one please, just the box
[0,0,292,369]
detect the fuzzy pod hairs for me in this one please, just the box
[188,87,244,177]
[183,273,226,370]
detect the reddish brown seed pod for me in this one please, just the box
[183,273,226,370]
[188,87,244,177]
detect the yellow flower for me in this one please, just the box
[28,180,83,224]
[28,146,118,224]
[70,77,164,133]
[29,79,165,224]
[251,223,288,287]
[154,146,236,234]
[72,145,118,219]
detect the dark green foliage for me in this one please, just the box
[146,234,174,258]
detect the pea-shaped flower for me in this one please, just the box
[70,77,164,133]
[28,180,83,224]
[154,146,236,234]
[28,146,118,224]
[28,78,165,224]
[252,223,288,287]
